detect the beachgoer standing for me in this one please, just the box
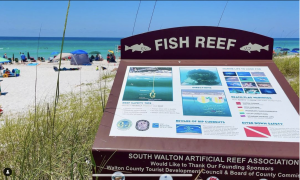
[21,53,26,63]
[3,54,7,59]
[98,54,102,61]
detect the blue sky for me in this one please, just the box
[0,1,299,38]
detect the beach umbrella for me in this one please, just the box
[275,47,282,49]
[289,50,299,53]
[280,48,290,51]
[27,52,30,59]
[53,53,73,60]
[51,51,59,55]
[108,50,114,54]
[0,57,10,63]
[292,48,299,51]
[89,51,101,54]
[70,50,88,54]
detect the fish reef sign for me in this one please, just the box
[121,26,273,59]
[92,26,299,180]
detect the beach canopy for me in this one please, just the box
[53,53,73,60]
[289,50,299,53]
[292,48,299,51]
[0,57,10,63]
[70,54,90,65]
[89,51,101,54]
[51,51,60,55]
[280,48,290,51]
[70,50,88,54]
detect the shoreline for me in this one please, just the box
[0,59,118,115]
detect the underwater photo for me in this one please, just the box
[223,72,237,76]
[260,89,277,94]
[176,124,202,135]
[228,88,244,93]
[239,77,254,82]
[241,82,257,88]
[237,72,251,76]
[123,67,173,101]
[225,77,239,81]
[254,77,269,83]
[180,68,221,86]
[244,88,260,94]
[226,82,242,87]
[181,89,232,117]
[251,72,266,76]
[257,83,272,88]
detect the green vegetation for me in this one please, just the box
[273,56,299,96]
[0,78,113,179]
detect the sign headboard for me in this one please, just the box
[121,26,273,60]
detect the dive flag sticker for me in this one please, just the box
[244,126,271,138]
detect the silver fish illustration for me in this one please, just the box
[125,43,151,53]
[240,43,269,53]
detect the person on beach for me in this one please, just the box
[3,53,7,59]
[0,64,4,70]
[96,66,99,71]
[98,54,103,61]
[107,54,110,62]
[21,53,26,63]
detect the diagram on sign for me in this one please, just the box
[123,67,173,101]
[180,68,222,86]
[181,89,231,117]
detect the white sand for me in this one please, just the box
[0,60,119,115]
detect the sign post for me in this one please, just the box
[92,26,299,180]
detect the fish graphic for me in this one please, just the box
[240,43,269,53]
[125,43,151,53]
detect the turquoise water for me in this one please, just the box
[0,37,121,60]
[273,38,299,52]
[0,37,298,59]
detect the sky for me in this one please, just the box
[0,1,299,38]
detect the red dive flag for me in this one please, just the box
[244,126,271,138]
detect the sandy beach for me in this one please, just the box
[0,60,119,115]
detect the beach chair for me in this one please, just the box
[30,57,37,62]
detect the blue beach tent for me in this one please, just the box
[70,50,90,65]
[70,50,88,54]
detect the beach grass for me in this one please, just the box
[273,55,299,96]
[0,78,113,179]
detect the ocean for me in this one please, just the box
[0,37,122,60]
[0,37,298,60]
